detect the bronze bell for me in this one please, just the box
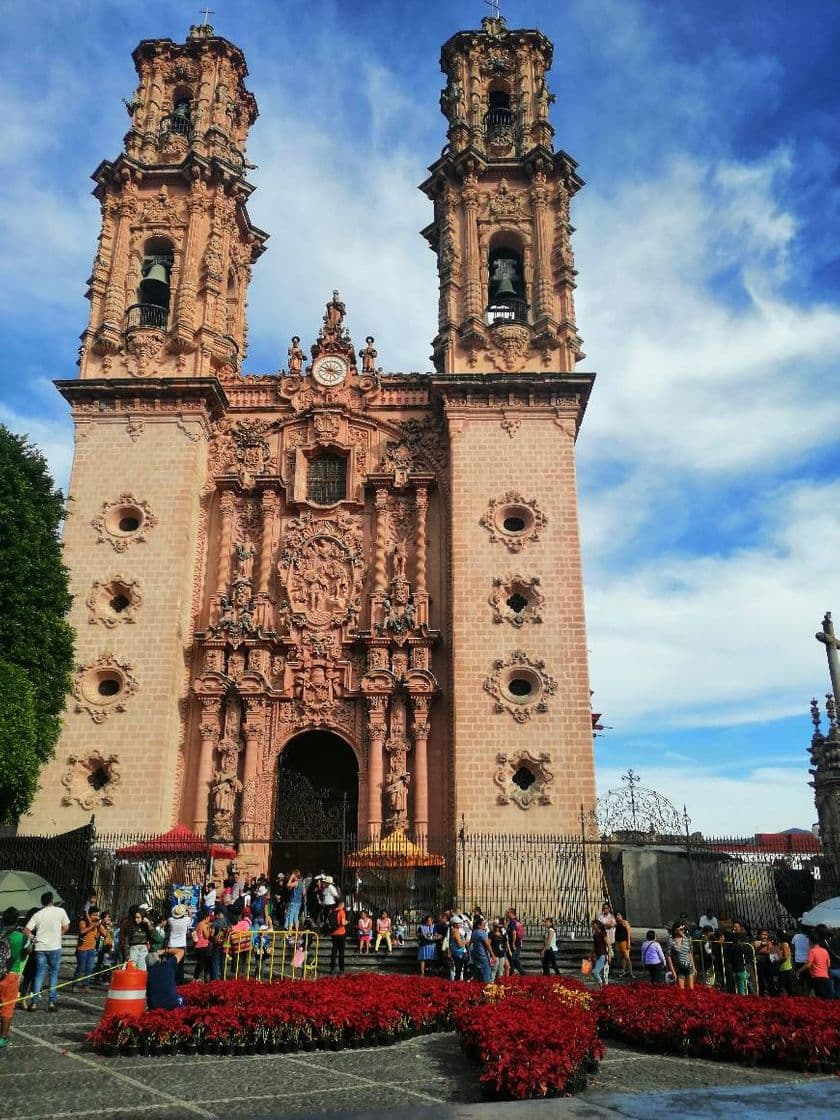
[490,257,518,300]
[139,262,170,306]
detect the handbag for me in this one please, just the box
[580,957,593,975]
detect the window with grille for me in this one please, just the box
[307,454,346,505]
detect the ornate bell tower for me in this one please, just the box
[81,22,266,380]
[422,13,584,374]
[428,15,597,835]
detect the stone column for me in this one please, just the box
[410,696,431,844]
[531,180,553,321]
[258,489,277,595]
[366,696,388,839]
[462,181,482,318]
[174,181,206,345]
[215,489,236,595]
[239,698,265,844]
[193,696,222,835]
[414,486,428,627]
[374,488,389,594]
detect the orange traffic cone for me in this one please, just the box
[100,961,147,1022]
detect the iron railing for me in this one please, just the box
[125,303,168,331]
[484,106,516,138]
[159,112,194,140]
[2,824,834,939]
[487,297,529,326]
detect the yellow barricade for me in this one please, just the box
[690,937,759,994]
[222,928,319,982]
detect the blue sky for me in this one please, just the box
[1,0,838,833]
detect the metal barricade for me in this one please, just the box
[222,928,319,982]
[691,937,758,995]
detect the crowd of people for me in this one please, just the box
[4,879,840,1054]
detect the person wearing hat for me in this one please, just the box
[165,903,191,984]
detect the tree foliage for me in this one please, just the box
[0,661,40,824]
[0,425,74,818]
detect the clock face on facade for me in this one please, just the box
[312,356,348,386]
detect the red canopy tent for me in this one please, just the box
[115,824,236,861]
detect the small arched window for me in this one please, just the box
[132,238,173,329]
[307,454,347,506]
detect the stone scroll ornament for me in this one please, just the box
[61,751,122,810]
[493,750,554,809]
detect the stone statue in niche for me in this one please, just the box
[234,538,255,581]
[391,650,408,678]
[379,581,416,636]
[390,539,407,582]
[384,769,410,832]
[211,737,242,840]
[210,578,257,646]
[288,336,304,375]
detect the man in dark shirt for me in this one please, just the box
[506,907,525,975]
[209,904,229,981]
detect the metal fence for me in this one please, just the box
[1,822,835,937]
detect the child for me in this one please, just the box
[394,914,407,947]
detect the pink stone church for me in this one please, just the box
[23,15,598,873]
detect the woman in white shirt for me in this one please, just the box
[541,916,561,976]
[165,904,192,983]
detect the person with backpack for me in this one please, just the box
[328,897,347,975]
[506,907,526,975]
[0,907,30,1048]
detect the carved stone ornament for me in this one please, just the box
[487,178,526,222]
[278,510,366,630]
[73,653,138,723]
[61,751,122,810]
[480,492,546,552]
[208,578,258,646]
[493,750,554,808]
[488,574,545,627]
[483,649,557,723]
[86,576,143,627]
[488,323,530,372]
[125,329,166,377]
[91,494,158,552]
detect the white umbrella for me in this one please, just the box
[800,897,840,928]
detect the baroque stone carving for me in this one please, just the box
[125,329,166,377]
[488,323,530,372]
[73,653,138,723]
[278,510,366,630]
[488,574,545,627]
[493,750,554,808]
[483,649,557,723]
[61,751,122,809]
[209,579,258,645]
[480,492,547,552]
[86,576,143,627]
[91,494,158,552]
[211,736,242,842]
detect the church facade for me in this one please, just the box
[24,16,597,869]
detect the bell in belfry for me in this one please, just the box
[490,256,518,300]
[140,262,170,306]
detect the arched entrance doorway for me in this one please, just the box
[272,730,358,882]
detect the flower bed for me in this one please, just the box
[87,974,840,1098]
[87,974,601,1099]
[597,984,840,1073]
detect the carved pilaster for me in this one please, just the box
[366,695,388,838]
[215,489,236,596]
[193,696,222,833]
[258,489,278,595]
[239,697,266,842]
[414,486,429,627]
[411,695,431,842]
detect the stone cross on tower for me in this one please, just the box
[816,611,840,711]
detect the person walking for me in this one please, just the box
[0,907,30,1048]
[328,898,347,976]
[666,921,696,990]
[590,919,610,987]
[448,915,468,981]
[73,905,102,991]
[24,892,70,1012]
[613,913,633,979]
[469,916,495,983]
[797,928,832,1000]
[600,904,617,960]
[192,911,212,981]
[417,914,438,977]
[541,917,561,976]
[640,930,666,984]
[505,908,526,975]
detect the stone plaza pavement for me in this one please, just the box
[1,984,836,1120]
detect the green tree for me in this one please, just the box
[0,425,74,822]
[0,661,41,823]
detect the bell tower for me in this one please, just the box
[421,13,583,374]
[81,21,266,380]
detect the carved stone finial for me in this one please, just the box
[811,697,822,733]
